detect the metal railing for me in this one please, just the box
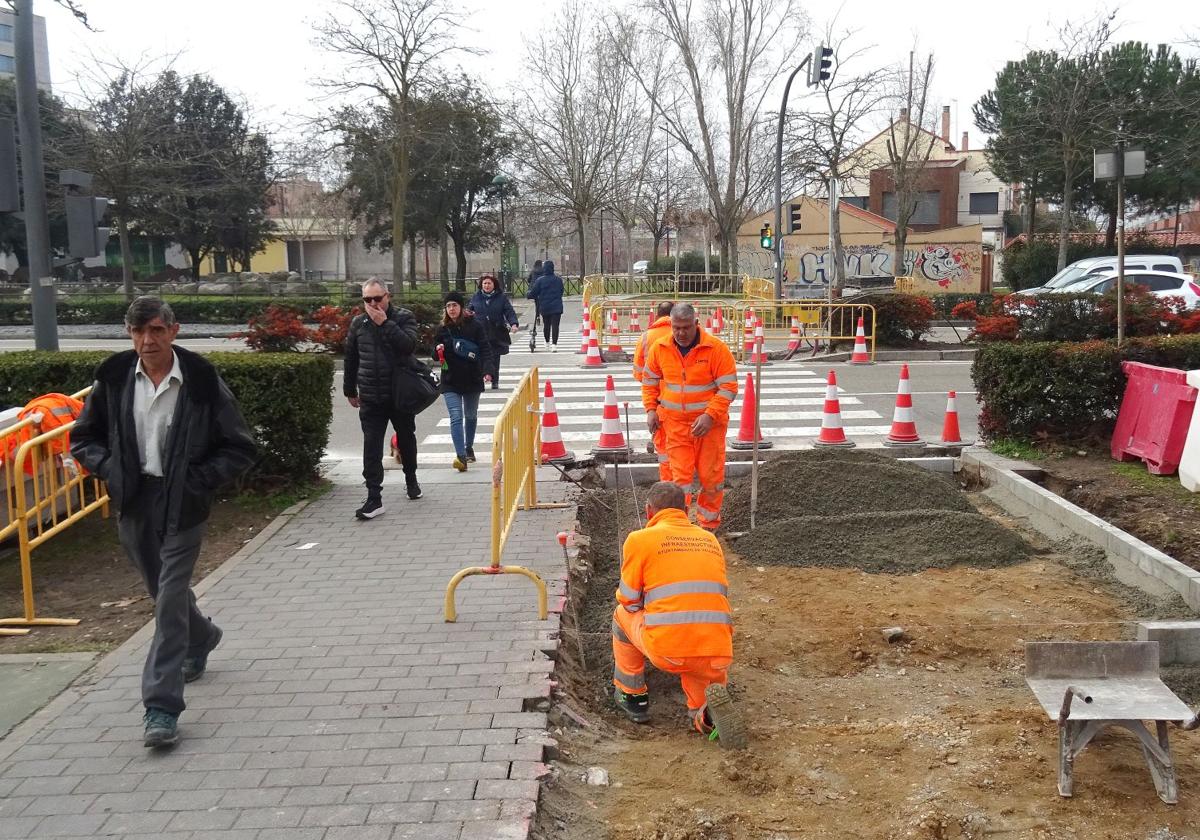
[0,387,109,636]
[443,367,569,623]
[587,300,740,352]
[729,300,877,362]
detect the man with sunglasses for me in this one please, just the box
[344,278,421,518]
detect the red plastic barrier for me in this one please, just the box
[1111,361,1198,475]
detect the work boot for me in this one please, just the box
[614,688,650,724]
[182,625,222,683]
[355,496,384,520]
[143,708,179,749]
[453,456,468,473]
[698,683,747,749]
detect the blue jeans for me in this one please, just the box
[443,391,480,458]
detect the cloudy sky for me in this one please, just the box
[39,0,1198,149]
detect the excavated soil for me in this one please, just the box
[537,453,1200,840]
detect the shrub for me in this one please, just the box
[237,305,310,352]
[0,351,334,485]
[972,335,1200,441]
[648,252,711,274]
[309,305,360,354]
[950,300,979,321]
[859,293,934,344]
[970,315,1019,342]
[927,293,999,320]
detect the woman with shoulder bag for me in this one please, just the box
[434,291,493,472]
[468,273,518,390]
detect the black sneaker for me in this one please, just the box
[465,447,476,463]
[182,625,222,683]
[143,708,179,749]
[355,497,384,520]
[614,688,651,724]
[406,480,422,500]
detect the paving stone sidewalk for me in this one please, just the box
[0,476,574,840]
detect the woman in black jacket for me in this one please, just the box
[468,273,518,390]
[434,291,493,471]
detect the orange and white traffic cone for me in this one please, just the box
[729,373,772,450]
[742,310,755,357]
[578,311,591,355]
[608,311,621,354]
[715,307,724,333]
[786,317,801,352]
[582,329,606,368]
[540,380,575,463]
[939,390,973,447]
[813,370,856,448]
[704,316,713,335]
[749,318,772,365]
[630,308,640,332]
[884,363,924,447]
[592,375,631,454]
[849,316,872,365]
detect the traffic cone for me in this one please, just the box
[540,380,575,463]
[729,373,772,450]
[814,370,856,448]
[786,316,801,352]
[743,310,755,356]
[883,363,925,447]
[608,310,621,354]
[715,307,724,333]
[705,316,713,335]
[939,390,973,447]
[749,318,772,365]
[849,316,872,365]
[592,375,631,454]
[582,330,606,367]
[630,308,641,332]
[578,311,591,354]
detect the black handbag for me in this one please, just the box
[392,357,440,415]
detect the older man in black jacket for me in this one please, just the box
[344,278,421,518]
[71,297,258,748]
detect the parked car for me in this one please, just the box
[1053,270,1200,308]
[1023,254,1185,295]
[632,259,649,275]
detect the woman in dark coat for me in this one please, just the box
[433,291,493,471]
[468,273,518,389]
[526,259,565,350]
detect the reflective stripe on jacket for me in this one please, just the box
[641,329,738,422]
[632,316,672,382]
[614,507,733,658]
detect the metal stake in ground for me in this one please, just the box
[623,402,642,527]
[750,325,766,530]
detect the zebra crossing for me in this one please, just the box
[508,326,585,355]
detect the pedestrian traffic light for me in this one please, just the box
[66,194,111,258]
[759,223,773,250]
[807,44,833,87]
[788,203,803,234]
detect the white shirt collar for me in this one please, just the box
[135,350,183,386]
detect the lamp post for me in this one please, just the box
[491,173,511,281]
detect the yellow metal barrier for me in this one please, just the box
[443,367,570,623]
[0,387,109,635]
[729,300,877,362]
[588,299,740,353]
[894,275,915,294]
[743,276,775,301]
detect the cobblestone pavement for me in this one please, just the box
[0,476,574,840]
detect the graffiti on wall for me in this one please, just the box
[738,240,984,292]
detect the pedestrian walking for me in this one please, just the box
[344,278,422,518]
[435,290,493,471]
[527,259,564,351]
[469,273,518,390]
[70,296,258,748]
[526,259,543,352]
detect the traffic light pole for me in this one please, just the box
[772,55,811,302]
[15,0,58,351]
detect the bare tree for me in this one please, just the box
[317,0,472,288]
[885,51,937,277]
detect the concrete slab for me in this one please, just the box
[1138,621,1200,665]
[0,653,96,738]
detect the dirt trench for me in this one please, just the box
[536,452,1200,840]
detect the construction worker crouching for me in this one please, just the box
[611,481,745,748]
[632,301,675,481]
[641,302,738,530]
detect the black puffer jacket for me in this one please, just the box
[433,317,493,395]
[343,306,419,406]
[70,346,259,535]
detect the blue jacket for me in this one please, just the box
[468,289,518,355]
[526,261,564,316]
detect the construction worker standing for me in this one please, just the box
[611,481,745,748]
[632,301,676,480]
[641,302,738,530]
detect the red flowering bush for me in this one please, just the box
[237,305,310,352]
[950,300,979,321]
[970,315,1019,342]
[309,305,360,354]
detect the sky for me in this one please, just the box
[38,0,1200,152]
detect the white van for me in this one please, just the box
[1024,254,1184,295]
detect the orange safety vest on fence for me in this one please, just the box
[614,507,733,659]
[641,330,738,423]
[4,393,85,474]
[632,316,672,382]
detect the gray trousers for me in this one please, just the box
[117,477,213,715]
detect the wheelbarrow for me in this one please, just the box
[1025,641,1199,804]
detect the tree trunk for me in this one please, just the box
[1057,161,1073,271]
[575,214,587,278]
[830,195,844,291]
[651,235,661,267]
[116,214,135,302]
[188,247,202,278]
[391,137,410,290]
[407,233,417,287]
[439,235,450,294]
[1027,176,1037,236]
[453,234,467,291]
[625,225,634,279]
[1105,209,1117,251]
[343,237,354,284]
[298,238,306,278]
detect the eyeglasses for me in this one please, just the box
[362,295,386,304]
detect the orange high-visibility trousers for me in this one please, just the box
[653,425,670,481]
[662,417,727,530]
[611,605,732,718]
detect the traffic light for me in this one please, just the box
[788,203,802,234]
[759,223,773,250]
[807,44,833,87]
[66,194,111,258]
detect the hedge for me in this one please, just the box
[971,335,1200,441]
[0,297,343,326]
[0,351,334,485]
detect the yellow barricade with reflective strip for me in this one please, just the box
[443,367,570,623]
[729,300,877,363]
[587,300,740,353]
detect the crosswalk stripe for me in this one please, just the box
[435,408,881,427]
[420,425,895,446]
[469,395,861,412]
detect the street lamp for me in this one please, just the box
[491,173,512,280]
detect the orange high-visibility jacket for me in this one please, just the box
[641,330,738,423]
[6,393,85,473]
[632,316,672,382]
[615,507,733,658]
